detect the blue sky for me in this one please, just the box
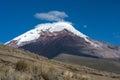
[0,0,120,45]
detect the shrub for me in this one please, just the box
[39,64,57,80]
[62,71,73,80]
[15,60,29,72]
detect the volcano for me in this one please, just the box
[5,22,120,60]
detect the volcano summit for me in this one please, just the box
[5,22,120,60]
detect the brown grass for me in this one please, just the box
[0,44,120,80]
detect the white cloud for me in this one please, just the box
[34,11,68,21]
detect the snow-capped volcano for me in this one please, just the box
[5,22,98,47]
[5,22,120,60]
[6,22,86,44]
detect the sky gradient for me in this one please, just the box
[0,0,120,45]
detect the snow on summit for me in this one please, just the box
[35,21,87,37]
[5,21,99,47]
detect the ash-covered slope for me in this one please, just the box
[5,22,120,60]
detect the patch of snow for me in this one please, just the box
[5,21,100,47]
[84,38,100,47]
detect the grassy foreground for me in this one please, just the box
[0,44,120,80]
